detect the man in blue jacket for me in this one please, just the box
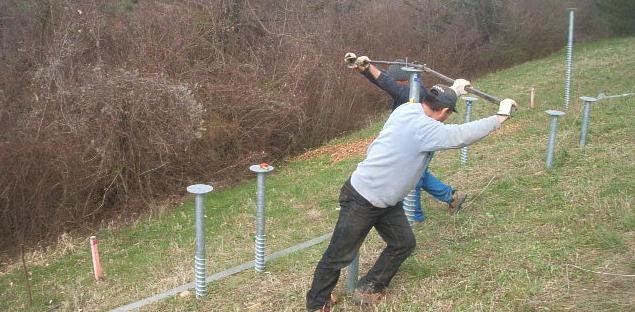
[306,54,517,311]
[348,54,467,220]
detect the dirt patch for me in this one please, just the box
[293,136,376,163]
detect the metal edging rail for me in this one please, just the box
[109,233,332,312]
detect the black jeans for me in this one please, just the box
[306,178,416,311]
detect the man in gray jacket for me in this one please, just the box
[355,56,467,220]
[306,55,517,311]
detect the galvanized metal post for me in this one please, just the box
[564,8,576,109]
[460,97,477,165]
[402,192,417,226]
[186,184,214,298]
[405,67,422,104]
[346,251,359,294]
[579,96,597,146]
[401,66,424,226]
[545,110,565,169]
[249,164,274,272]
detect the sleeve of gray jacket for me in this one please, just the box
[416,116,501,152]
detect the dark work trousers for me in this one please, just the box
[306,178,416,311]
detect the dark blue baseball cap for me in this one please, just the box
[426,85,458,112]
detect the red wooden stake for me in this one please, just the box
[90,236,102,280]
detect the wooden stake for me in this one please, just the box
[529,87,535,108]
[90,236,102,280]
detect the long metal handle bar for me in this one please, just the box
[370,60,501,104]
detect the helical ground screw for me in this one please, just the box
[579,96,597,147]
[402,191,417,226]
[401,66,424,226]
[564,8,576,109]
[186,183,214,298]
[346,251,360,294]
[460,96,478,165]
[545,110,566,169]
[249,163,274,272]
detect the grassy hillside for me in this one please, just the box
[1,37,634,311]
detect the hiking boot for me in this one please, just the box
[311,293,338,312]
[351,289,386,306]
[413,215,425,225]
[448,191,467,215]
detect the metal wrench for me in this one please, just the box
[370,60,502,104]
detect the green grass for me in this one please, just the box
[1,37,634,311]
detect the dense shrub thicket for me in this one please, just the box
[0,0,615,252]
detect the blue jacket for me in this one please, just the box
[361,68,432,111]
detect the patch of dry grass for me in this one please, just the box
[293,137,375,164]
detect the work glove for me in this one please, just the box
[497,98,518,116]
[354,55,371,71]
[450,78,471,96]
[344,52,358,69]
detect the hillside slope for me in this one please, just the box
[1,37,634,311]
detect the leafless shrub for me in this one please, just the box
[2,66,204,246]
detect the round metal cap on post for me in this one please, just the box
[460,97,478,165]
[544,110,565,169]
[186,183,213,299]
[578,96,597,146]
[249,164,274,272]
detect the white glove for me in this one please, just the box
[450,78,471,96]
[354,56,371,71]
[497,98,518,116]
[344,52,357,69]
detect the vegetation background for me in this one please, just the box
[0,0,631,253]
[0,35,633,311]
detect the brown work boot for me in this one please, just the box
[448,190,467,215]
[351,289,386,306]
[312,293,338,312]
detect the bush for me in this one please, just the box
[596,0,635,36]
